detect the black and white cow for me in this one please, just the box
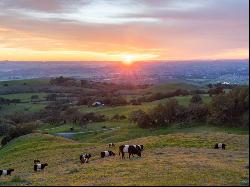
[34,159,40,164]
[214,143,226,150]
[101,151,115,158]
[0,169,14,176]
[131,145,144,157]
[119,145,141,159]
[135,145,144,151]
[108,143,115,148]
[80,154,91,164]
[34,163,48,172]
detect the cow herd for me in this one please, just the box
[0,142,225,177]
[80,144,143,164]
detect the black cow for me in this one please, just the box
[119,145,141,159]
[80,154,91,164]
[214,143,226,150]
[34,163,48,172]
[0,169,14,176]
[108,143,115,148]
[101,151,115,158]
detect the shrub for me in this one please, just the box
[190,94,203,104]
[8,123,37,139]
[208,87,249,127]
[1,136,12,147]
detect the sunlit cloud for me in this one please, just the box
[0,0,248,61]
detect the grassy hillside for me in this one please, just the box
[147,83,201,93]
[0,79,50,87]
[77,94,211,118]
[0,93,47,102]
[0,132,248,186]
[0,78,248,186]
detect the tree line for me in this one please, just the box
[130,86,249,129]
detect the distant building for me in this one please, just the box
[92,101,104,107]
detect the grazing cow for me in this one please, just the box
[108,143,115,148]
[101,151,115,158]
[34,163,48,172]
[135,145,144,151]
[0,169,14,176]
[80,154,91,164]
[131,145,144,157]
[214,143,226,150]
[34,159,40,164]
[119,145,141,159]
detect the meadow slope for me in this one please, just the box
[0,132,249,186]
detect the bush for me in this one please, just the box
[0,124,12,136]
[187,104,208,122]
[8,123,37,139]
[208,87,249,127]
[190,94,203,104]
[112,114,126,121]
[1,136,12,147]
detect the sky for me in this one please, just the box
[0,0,249,62]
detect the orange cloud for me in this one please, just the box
[0,0,248,61]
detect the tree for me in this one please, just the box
[31,95,39,102]
[47,94,57,101]
[148,104,167,127]
[207,83,213,89]
[187,104,208,122]
[208,87,249,127]
[208,87,224,96]
[190,94,203,104]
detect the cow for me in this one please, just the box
[101,151,115,158]
[34,159,40,164]
[135,145,144,151]
[80,154,91,164]
[131,145,144,157]
[119,145,141,159]
[0,169,14,176]
[214,143,226,150]
[108,143,115,148]
[34,163,48,172]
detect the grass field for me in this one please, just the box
[147,83,201,93]
[0,131,248,186]
[77,94,211,118]
[0,93,47,102]
[0,79,248,186]
[0,92,47,116]
[0,79,50,87]
[0,103,46,116]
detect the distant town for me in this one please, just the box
[0,60,248,85]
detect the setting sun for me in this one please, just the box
[122,55,135,65]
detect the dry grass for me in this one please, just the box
[0,133,249,186]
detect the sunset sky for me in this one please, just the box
[0,0,249,62]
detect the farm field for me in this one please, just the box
[0,78,249,186]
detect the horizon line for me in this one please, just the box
[0,58,249,63]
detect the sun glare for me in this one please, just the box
[122,55,135,65]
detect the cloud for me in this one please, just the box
[0,0,248,61]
